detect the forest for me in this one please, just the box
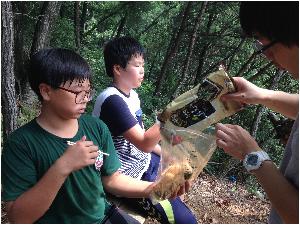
[1,2,299,222]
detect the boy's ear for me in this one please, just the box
[113,64,122,77]
[39,83,52,101]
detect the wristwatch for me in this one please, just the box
[243,150,271,172]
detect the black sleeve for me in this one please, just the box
[100,95,138,136]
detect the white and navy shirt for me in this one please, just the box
[92,86,151,179]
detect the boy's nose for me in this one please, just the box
[80,94,90,104]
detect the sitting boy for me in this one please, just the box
[1,48,184,223]
[92,37,197,223]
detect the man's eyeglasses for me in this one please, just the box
[253,40,277,55]
[58,87,95,104]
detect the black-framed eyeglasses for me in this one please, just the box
[58,87,95,104]
[253,40,277,55]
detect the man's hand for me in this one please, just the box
[221,77,267,105]
[215,123,261,160]
[57,136,99,176]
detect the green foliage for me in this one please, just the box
[51,17,76,49]
[136,80,161,129]
[12,1,298,188]
[17,102,40,127]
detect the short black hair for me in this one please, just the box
[29,48,91,101]
[240,2,299,46]
[103,36,145,77]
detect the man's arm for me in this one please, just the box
[259,90,298,119]
[215,123,299,223]
[253,161,299,223]
[221,77,299,119]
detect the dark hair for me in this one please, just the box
[240,2,299,46]
[103,36,145,77]
[29,48,91,101]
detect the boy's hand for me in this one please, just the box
[57,136,99,176]
[169,180,191,199]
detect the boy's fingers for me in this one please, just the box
[91,152,99,159]
[89,145,99,153]
[185,180,191,192]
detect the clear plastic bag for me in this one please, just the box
[150,69,240,204]
[150,127,216,204]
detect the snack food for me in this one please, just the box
[151,69,240,203]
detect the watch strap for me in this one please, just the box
[243,150,271,172]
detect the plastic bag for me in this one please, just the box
[150,69,240,204]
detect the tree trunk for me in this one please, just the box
[193,12,215,85]
[227,37,246,71]
[80,1,88,38]
[12,2,28,100]
[250,70,285,138]
[1,1,18,139]
[115,14,127,38]
[24,2,61,106]
[236,51,258,77]
[248,62,273,82]
[30,1,62,56]
[147,51,160,81]
[138,4,177,37]
[250,105,265,138]
[74,2,80,52]
[173,2,208,98]
[154,2,193,95]
[194,43,210,85]
[84,2,130,38]
[201,50,237,77]
[199,22,241,78]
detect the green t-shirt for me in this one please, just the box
[1,114,121,223]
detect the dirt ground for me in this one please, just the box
[145,173,270,224]
[1,173,270,224]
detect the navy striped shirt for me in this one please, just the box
[92,87,151,179]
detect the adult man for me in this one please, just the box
[215,2,299,223]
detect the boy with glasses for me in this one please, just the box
[93,37,197,223]
[1,48,184,223]
[215,2,298,223]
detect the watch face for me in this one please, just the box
[247,154,258,166]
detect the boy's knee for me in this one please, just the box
[157,198,197,224]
